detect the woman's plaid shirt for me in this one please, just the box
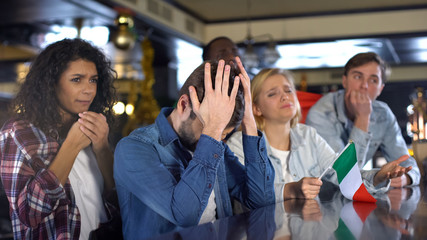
[0,119,80,239]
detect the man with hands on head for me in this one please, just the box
[306,52,420,187]
[114,57,275,240]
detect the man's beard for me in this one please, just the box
[178,118,198,152]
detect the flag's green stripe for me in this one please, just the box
[332,143,357,183]
[334,218,357,240]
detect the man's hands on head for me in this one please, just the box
[189,60,240,141]
[235,56,258,136]
[373,155,412,186]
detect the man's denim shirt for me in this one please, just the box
[114,108,275,240]
[306,90,420,185]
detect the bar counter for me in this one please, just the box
[149,182,427,240]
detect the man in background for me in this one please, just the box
[203,36,240,64]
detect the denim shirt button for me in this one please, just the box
[213,153,219,158]
[208,183,212,188]
[260,148,265,152]
[267,176,270,180]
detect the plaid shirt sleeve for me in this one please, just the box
[0,120,80,240]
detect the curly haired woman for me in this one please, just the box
[0,38,117,239]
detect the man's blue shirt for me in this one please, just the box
[114,108,275,239]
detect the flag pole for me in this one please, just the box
[318,140,353,180]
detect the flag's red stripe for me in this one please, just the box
[352,201,377,222]
[353,183,377,203]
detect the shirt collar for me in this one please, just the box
[155,107,180,146]
[262,126,305,154]
[335,90,351,127]
[289,126,305,150]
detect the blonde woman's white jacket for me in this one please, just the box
[227,124,389,202]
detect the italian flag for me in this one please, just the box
[332,142,377,203]
[334,201,377,240]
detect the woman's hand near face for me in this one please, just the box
[66,121,92,150]
[78,111,115,192]
[77,111,110,152]
[48,121,91,185]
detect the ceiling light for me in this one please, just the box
[242,34,280,69]
[241,0,280,69]
[242,41,259,69]
[263,41,281,65]
[113,101,125,115]
[125,103,135,115]
[111,13,136,50]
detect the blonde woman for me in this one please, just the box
[227,68,412,202]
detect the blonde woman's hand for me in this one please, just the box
[284,177,323,200]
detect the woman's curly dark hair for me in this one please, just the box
[12,38,117,137]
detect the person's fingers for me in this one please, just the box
[78,118,97,135]
[79,111,106,122]
[307,178,323,186]
[235,56,250,83]
[354,91,360,101]
[78,112,98,126]
[204,62,213,93]
[395,155,410,164]
[222,64,230,96]
[78,112,108,135]
[304,190,320,199]
[392,171,399,178]
[345,89,352,99]
[188,86,201,113]
[215,60,225,96]
[350,91,358,105]
[229,76,240,102]
[302,186,321,196]
[79,124,95,142]
[239,74,248,91]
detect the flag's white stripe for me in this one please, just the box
[340,164,363,199]
[340,202,363,239]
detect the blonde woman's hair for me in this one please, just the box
[251,68,301,130]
